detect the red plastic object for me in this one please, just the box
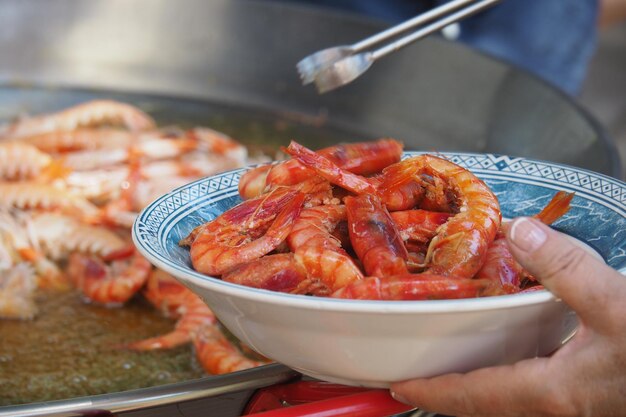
[243,381,414,417]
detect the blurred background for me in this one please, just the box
[273,0,626,178]
[582,3,626,179]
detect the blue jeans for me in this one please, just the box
[278,0,598,96]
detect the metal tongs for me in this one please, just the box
[297,0,501,93]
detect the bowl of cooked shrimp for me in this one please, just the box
[133,139,626,388]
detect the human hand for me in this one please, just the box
[389,216,626,417]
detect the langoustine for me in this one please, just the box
[67,247,152,305]
[0,100,156,139]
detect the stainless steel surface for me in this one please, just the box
[0,364,299,417]
[303,0,501,93]
[296,0,480,85]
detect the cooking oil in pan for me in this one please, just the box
[0,290,204,405]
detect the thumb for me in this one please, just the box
[506,217,624,328]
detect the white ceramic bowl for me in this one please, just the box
[133,152,626,388]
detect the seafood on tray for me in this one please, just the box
[183,139,574,301]
[0,100,269,375]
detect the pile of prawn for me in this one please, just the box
[0,100,268,375]
[183,140,574,300]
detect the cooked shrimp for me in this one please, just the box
[222,253,309,293]
[0,100,156,139]
[132,176,194,209]
[61,136,200,171]
[62,148,130,171]
[67,248,151,305]
[287,204,364,292]
[141,269,191,317]
[193,323,269,375]
[268,139,402,186]
[332,274,498,300]
[389,209,454,270]
[0,182,99,218]
[238,165,272,200]
[0,208,67,290]
[188,127,248,165]
[59,166,129,202]
[345,194,409,277]
[184,188,305,276]
[135,136,200,160]
[62,163,201,208]
[140,152,244,179]
[285,141,459,212]
[0,207,41,265]
[476,191,574,291]
[389,155,501,278]
[0,264,38,319]
[292,176,338,207]
[95,155,143,229]
[284,141,379,197]
[0,142,53,181]
[60,150,241,210]
[18,129,137,153]
[30,212,127,260]
[0,234,13,270]
[287,143,502,279]
[125,270,217,350]
[99,175,196,229]
[239,139,402,199]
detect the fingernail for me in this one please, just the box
[509,217,547,253]
[390,390,411,405]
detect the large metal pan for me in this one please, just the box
[0,1,620,416]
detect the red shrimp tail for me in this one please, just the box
[535,191,574,225]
